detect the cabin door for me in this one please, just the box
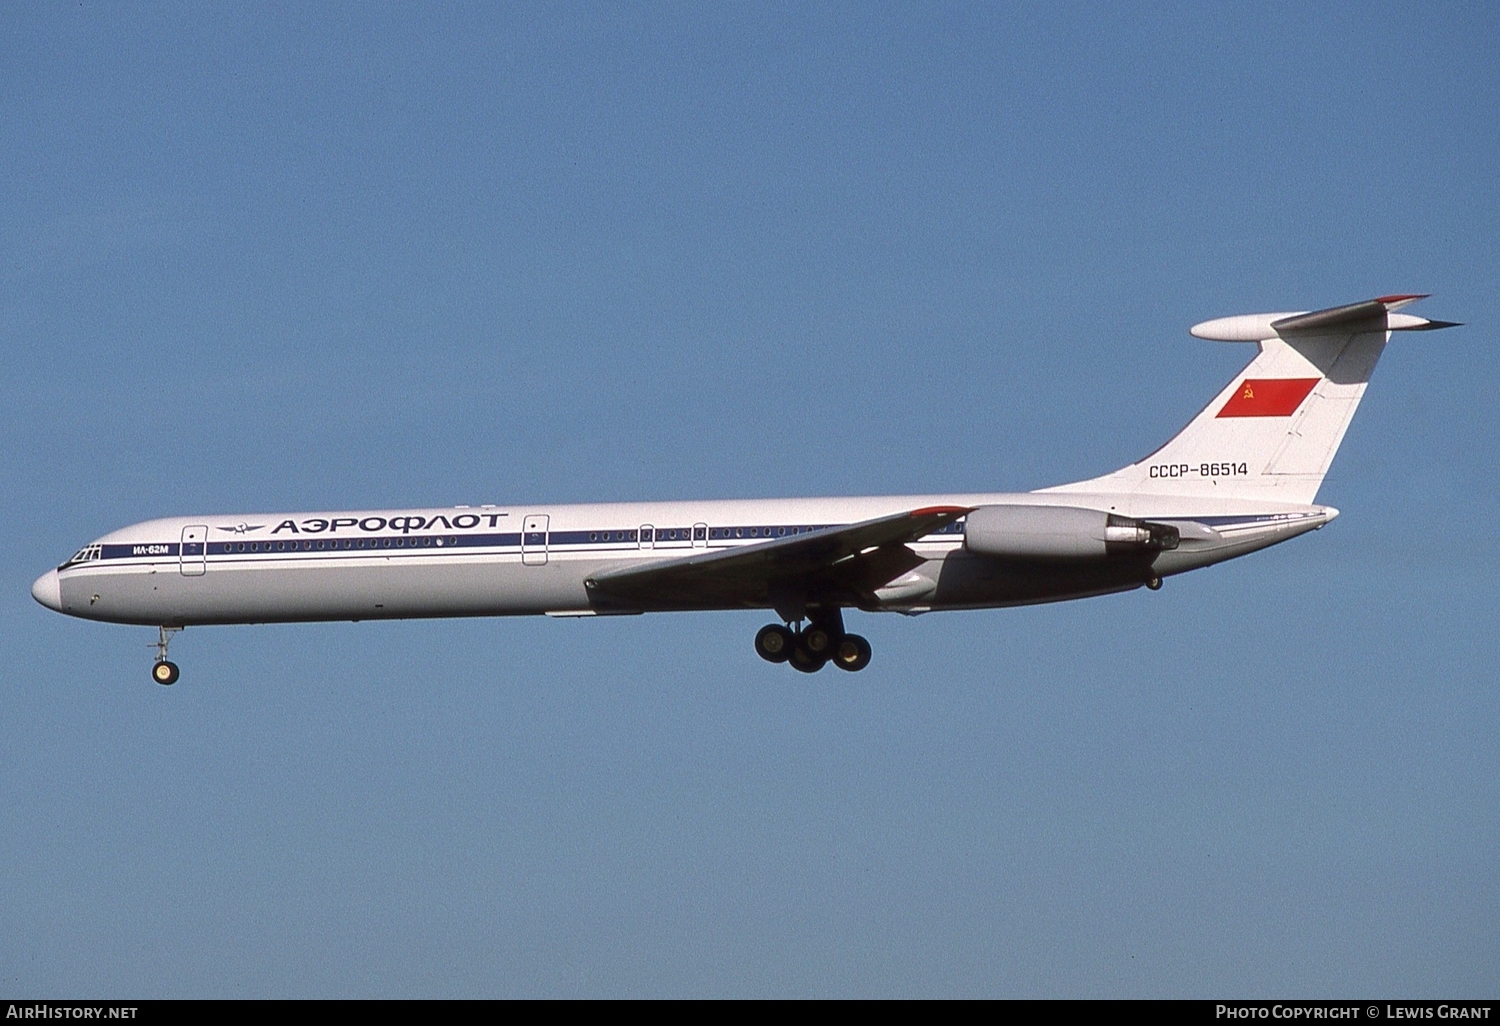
[522,514,549,566]
[180,526,207,576]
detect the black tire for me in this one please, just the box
[788,642,827,673]
[152,660,180,686]
[802,626,835,656]
[754,624,794,663]
[832,634,872,672]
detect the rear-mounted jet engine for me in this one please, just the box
[962,505,1180,560]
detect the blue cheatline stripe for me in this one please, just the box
[83,517,972,566]
[212,532,522,555]
[102,543,180,559]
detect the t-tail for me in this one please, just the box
[1043,295,1459,505]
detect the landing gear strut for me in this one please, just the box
[152,626,182,685]
[754,608,871,673]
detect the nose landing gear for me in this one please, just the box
[152,626,182,685]
[754,609,871,673]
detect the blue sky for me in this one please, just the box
[2,2,1496,997]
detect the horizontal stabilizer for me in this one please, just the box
[1191,295,1459,341]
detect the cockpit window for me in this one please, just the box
[59,545,102,570]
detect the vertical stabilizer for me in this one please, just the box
[1041,296,1456,505]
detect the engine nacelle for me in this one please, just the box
[962,505,1179,560]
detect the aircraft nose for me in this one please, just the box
[31,569,62,612]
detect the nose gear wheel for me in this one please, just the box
[151,626,183,685]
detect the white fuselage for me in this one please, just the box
[33,490,1334,628]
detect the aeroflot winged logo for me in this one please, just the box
[1217,378,1320,418]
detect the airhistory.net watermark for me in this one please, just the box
[6,1008,137,1020]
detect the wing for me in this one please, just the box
[584,505,969,617]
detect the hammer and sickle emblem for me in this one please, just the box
[1242,385,1254,400]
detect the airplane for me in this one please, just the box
[31,295,1457,685]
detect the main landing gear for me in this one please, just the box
[152,626,182,685]
[754,610,872,673]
